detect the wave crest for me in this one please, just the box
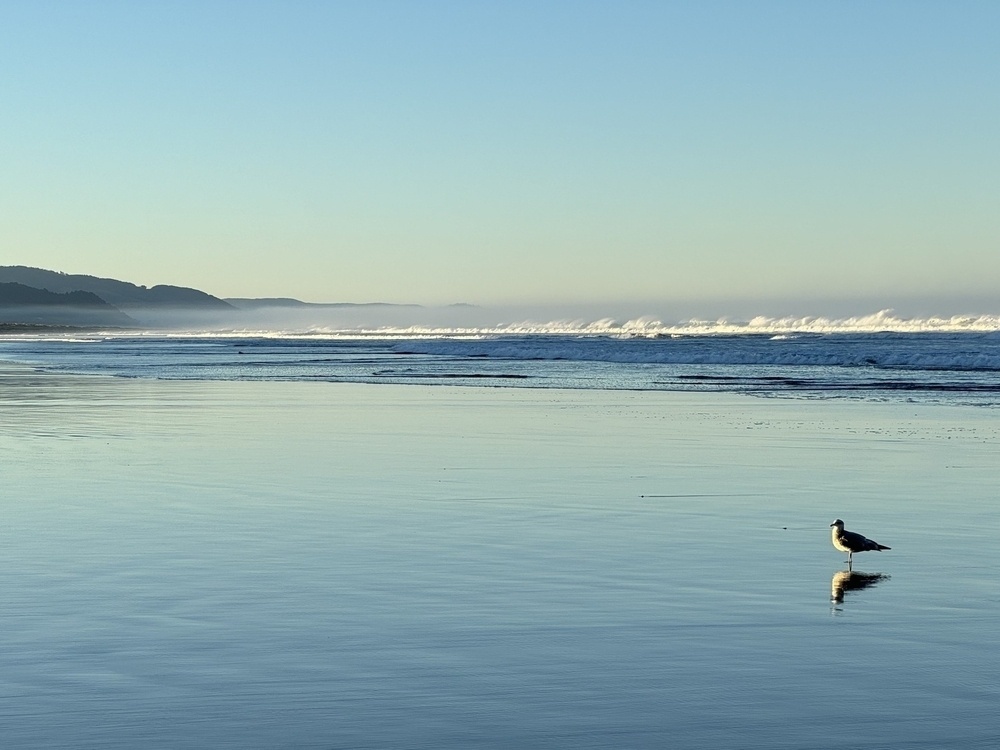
[297,309,1000,338]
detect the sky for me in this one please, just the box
[2,1,998,318]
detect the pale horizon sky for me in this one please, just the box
[2,1,998,317]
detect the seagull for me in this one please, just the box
[830,519,890,566]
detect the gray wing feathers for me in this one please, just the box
[843,529,890,552]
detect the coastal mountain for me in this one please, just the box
[0,282,137,327]
[0,266,233,310]
[0,265,472,330]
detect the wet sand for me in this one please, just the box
[2,367,999,748]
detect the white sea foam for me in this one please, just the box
[4,310,999,343]
[313,310,999,338]
[4,318,1000,399]
[287,310,997,340]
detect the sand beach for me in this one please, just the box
[2,366,999,748]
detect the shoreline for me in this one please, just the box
[2,353,999,415]
[3,358,999,748]
[3,329,1000,408]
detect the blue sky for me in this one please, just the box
[2,1,998,316]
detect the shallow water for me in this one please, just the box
[2,369,999,748]
[4,331,1000,405]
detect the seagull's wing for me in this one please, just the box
[840,529,871,551]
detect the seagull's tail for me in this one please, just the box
[876,543,890,551]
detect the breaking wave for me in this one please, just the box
[207,309,1000,338]
[3,312,1000,404]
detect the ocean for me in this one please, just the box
[3,322,1000,405]
[2,325,999,748]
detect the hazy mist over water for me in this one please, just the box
[178,296,1000,334]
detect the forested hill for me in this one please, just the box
[0,266,233,309]
[0,281,137,327]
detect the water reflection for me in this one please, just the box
[831,569,890,603]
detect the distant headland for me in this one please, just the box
[0,266,456,331]
[0,266,233,329]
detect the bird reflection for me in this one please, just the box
[830,569,890,603]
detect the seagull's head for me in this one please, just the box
[830,519,845,529]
